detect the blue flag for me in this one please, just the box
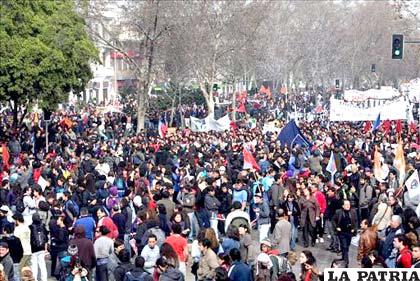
[372,113,381,132]
[277,119,311,148]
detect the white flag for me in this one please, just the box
[405,170,420,199]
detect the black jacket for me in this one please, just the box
[1,236,23,263]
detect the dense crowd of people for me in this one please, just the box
[0,95,419,281]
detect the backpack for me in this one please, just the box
[31,225,47,249]
[66,200,80,218]
[16,198,25,213]
[38,201,50,212]
[140,226,166,247]
[270,255,290,277]
[124,271,149,281]
[230,217,250,229]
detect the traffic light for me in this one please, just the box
[212,83,218,92]
[43,109,52,121]
[335,79,340,89]
[371,64,376,73]
[392,34,404,59]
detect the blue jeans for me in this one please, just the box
[290,224,298,250]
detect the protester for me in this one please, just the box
[29,213,48,281]
[0,242,13,281]
[94,226,114,281]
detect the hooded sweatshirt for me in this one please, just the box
[160,267,185,281]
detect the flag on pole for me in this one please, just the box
[405,170,420,199]
[363,121,371,133]
[393,139,406,186]
[372,113,381,132]
[277,119,311,149]
[243,147,260,171]
[158,117,168,138]
[326,152,337,182]
[382,119,391,134]
[396,119,402,134]
[373,147,386,182]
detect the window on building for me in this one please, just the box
[103,88,108,102]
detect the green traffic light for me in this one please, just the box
[394,50,400,56]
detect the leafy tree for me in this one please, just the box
[0,0,97,126]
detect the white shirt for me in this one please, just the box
[14,224,32,255]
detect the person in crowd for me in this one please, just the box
[165,223,188,276]
[281,193,300,251]
[393,234,412,268]
[108,239,125,281]
[69,226,96,279]
[160,242,180,271]
[114,249,134,281]
[141,234,160,275]
[157,190,176,220]
[227,248,253,281]
[197,238,219,281]
[48,213,68,279]
[359,176,374,221]
[372,195,392,232]
[22,187,36,226]
[271,209,292,255]
[29,213,48,281]
[380,215,404,260]
[299,188,320,248]
[12,213,31,273]
[222,225,240,254]
[0,242,13,281]
[299,250,321,281]
[253,193,271,242]
[357,219,378,262]
[310,184,326,244]
[74,207,96,241]
[238,224,253,265]
[155,257,184,281]
[124,256,153,281]
[96,206,119,240]
[1,224,23,281]
[225,201,251,233]
[333,200,357,267]
[324,187,341,253]
[94,226,114,281]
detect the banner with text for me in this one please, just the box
[329,97,408,121]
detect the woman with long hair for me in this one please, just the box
[221,224,240,254]
[299,250,321,281]
[298,188,320,247]
[205,228,221,255]
[160,242,180,269]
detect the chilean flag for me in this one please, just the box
[158,117,168,138]
[243,147,260,171]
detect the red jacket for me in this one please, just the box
[396,247,412,268]
[314,191,327,214]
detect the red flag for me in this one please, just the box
[409,121,417,134]
[364,121,371,133]
[237,103,246,113]
[396,120,402,134]
[382,119,391,134]
[242,147,260,171]
[1,143,10,172]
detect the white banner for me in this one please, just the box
[189,115,230,132]
[343,86,401,102]
[329,97,409,121]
